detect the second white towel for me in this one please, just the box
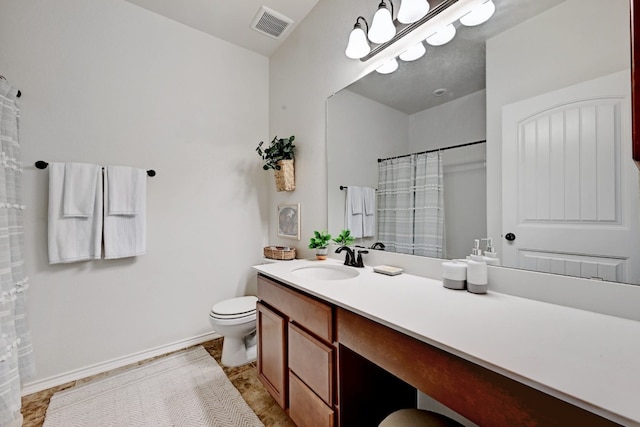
[362,186,376,238]
[103,166,147,259]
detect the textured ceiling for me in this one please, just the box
[346,0,567,114]
[123,0,320,57]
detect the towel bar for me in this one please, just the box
[35,161,156,177]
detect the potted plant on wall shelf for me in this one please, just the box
[308,230,332,260]
[256,135,296,191]
[332,229,355,247]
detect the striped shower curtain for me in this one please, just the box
[0,77,35,426]
[377,151,444,257]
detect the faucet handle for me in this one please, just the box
[355,250,369,268]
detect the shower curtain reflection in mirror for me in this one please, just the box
[377,151,444,257]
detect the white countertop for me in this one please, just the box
[253,258,640,427]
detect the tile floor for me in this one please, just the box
[21,338,296,427]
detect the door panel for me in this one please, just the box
[502,70,639,283]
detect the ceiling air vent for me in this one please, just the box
[251,6,293,39]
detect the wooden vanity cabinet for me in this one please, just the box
[257,274,336,427]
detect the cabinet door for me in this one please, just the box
[257,302,287,409]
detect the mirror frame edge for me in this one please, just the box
[632,0,640,166]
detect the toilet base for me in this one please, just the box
[220,332,257,367]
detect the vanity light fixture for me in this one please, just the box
[368,0,396,44]
[399,42,426,61]
[345,16,371,59]
[397,0,430,24]
[460,0,495,26]
[376,57,399,74]
[346,0,497,75]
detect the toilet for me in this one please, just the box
[208,296,258,367]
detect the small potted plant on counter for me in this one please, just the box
[308,230,332,260]
[255,135,296,191]
[332,229,355,247]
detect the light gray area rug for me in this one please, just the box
[43,346,264,427]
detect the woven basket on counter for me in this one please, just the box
[264,246,296,260]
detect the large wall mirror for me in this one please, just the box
[328,0,640,285]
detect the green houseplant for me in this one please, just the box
[308,230,332,260]
[332,229,355,247]
[256,135,296,191]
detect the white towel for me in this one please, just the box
[103,166,146,259]
[345,186,363,238]
[107,166,143,214]
[62,162,98,217]
[48,162,102,264]
[362,186,376,237]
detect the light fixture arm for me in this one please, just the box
[381,0,395,21]
[355,15,369,33]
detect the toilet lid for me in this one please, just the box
[210,296,258,318]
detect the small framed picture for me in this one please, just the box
[278,203,300,240]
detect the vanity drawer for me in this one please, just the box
[289,323,334,405]
[289,372,334,427]
[257,274,333,342]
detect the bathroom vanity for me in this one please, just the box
[254,259,640,427]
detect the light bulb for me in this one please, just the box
[460,0,496,27]
[399,42,426,61]
[425,23,456,46]
[397,0,430,24]
[368,3,396,44]
[345,25,371,59]
[376,58,399,74]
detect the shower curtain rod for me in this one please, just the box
[377,139,486,163]
[0,75,21,97]
[35,160,156,177]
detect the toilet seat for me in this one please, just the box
[209,296,258,320]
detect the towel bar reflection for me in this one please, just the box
[35,161,156,177]
[340,185,376,191]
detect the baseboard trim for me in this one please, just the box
[21,331,221,396]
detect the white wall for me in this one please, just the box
[442,145,487,259]
[327,89,409,243]
[408,90,486,152]
[486,0,631,256]
[0,0,269,390]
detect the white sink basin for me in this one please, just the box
[291,264,359,280]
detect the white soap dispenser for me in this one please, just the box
[482,238,501,266]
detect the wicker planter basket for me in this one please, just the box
[274,159,295,192]
[264,246,296,260]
